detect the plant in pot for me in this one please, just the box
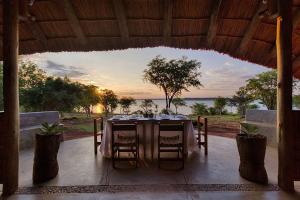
[236,122,268,184]
[33,122,63,184]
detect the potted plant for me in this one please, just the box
[236,122,268,184]
[33,122,63,184]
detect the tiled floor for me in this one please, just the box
[3,135,300,199]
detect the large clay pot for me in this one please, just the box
[236,134,268,184]
[33,133,61,184]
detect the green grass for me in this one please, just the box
[189,114,242,123]
[61,112,102,120]
[66,122,94,133]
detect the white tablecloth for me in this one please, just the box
[100,117,197,158]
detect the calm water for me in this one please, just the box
[93,99,266,115]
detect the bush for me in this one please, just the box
[191,103,208,115]
[208,107,217,115]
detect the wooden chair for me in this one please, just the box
[94,117,103,154]
[196,116,208,155]
[158,122,185,169]
[111,122,139,168]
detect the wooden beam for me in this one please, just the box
[163,0,173,46]
[271,8,300,57]
[2,0,20,196]
[207,0,222,47]
[238,2,263,55]
[112,0,129,47]
[276,0,295,192]
[57,0,87,45]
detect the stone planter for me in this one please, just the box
[236,134,268,184]
[33,133,61,184]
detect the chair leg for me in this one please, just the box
[198,134,201,149]
[158,146,161,169]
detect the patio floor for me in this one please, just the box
[3,135,300,199]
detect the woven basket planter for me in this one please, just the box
[33,133,61,184]
[236,133,268,184]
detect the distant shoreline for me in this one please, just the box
[135,97,218,101]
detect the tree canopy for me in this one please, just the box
[99,89,118,116]
[119,97,136,114]
[244,70,277,110]
[214,97,227,115]
[144,56,202,109]
[172,98,186,114]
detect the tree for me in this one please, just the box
[144,56,202,109]
[140,99,154,114]
[231,86,254,116]
[214,97,227,115]
[119,97,136,114]
[78,85,100,117]
[99,89,118,116]
[172,98,186,114]
[19,61,47,89]
[191,103,208,115]
[245,70,277,110]
[21,77,83,112]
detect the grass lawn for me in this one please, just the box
[68,122,94,133]
[189,114,242,123]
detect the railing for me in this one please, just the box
[94,117,103,154]
[293,110,300,180]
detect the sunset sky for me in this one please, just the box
[22,47,270,99]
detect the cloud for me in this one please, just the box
[46,60,87,78]
[224,61,233,66]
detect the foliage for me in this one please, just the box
[240,122,258,135]
[214,97,227,115]
[22,77,83,112]
[140,99,154,114]
[39,122,63,135]
[119,97,136,114]
[19,61,47,89]
[191,103,208,115]
[294,95,300,108]
[78,85,100,117]
[208,107,218,115]
[247,104,259,110]
[245,70,277,110]
[230,87,254,116]
[160,108,175,115]
[172,98,186,114]
[144,56,202,109]
[99,89,118,116]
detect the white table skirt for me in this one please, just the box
[100,119,197,158]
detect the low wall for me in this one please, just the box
[20,111,60,149]
[245,110,277,147]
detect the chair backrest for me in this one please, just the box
[197,116,207,132]
[158,122,184,141]
[94,117,103,134]
[111,122,138,143]
[158,122,184,132]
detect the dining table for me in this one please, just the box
[100,114,197,160]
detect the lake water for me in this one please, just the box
[93,99,267,115]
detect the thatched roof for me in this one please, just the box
[1,0,300,78]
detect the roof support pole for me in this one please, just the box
[276,0,295,192]
[1,0,20,196]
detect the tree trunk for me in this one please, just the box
[2,0,19,195]
[277,0,295,191]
